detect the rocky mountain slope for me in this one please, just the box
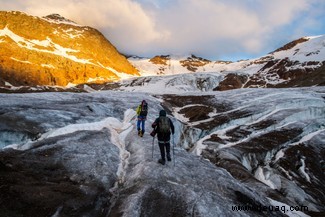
[0,11,138,87]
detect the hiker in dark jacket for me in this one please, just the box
[136,100,148,137]
[151,110,175,165]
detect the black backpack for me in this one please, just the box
[159,116,170,133]
[140,102,148,116]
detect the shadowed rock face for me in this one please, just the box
[270,63,325,88]
[243,59,325,88]
[214,74,249,91]
[211,59,324,90]
[0,11,138,86]
[271,37,309,53]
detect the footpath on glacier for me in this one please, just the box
[0,89,322,217]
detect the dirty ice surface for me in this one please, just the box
[1,87,324,216]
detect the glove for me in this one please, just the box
[150,130,156,137]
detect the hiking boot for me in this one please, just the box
[158,159,165,165]
[167,156,171,161]
[138,130,142,136]
[140,130,144,137]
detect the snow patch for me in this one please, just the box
[274,149,285,162]
[0,26,93,64]
[41,63,55,68]
[254,166,276,189]
[297,157,311,183]
[10,57,31,64]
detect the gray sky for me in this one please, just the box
[1,0,325,61]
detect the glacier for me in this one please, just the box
[0,86,324,217]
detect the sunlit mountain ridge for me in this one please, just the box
[0,11,138,87]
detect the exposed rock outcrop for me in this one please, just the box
[214,73,248,91]
[149,55,170,65]
[179,55,211,72]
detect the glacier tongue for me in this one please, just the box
[0,87,324,216]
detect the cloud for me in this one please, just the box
[139,0,315,58]
[1,0,324,60]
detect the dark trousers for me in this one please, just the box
[158,142,170,161]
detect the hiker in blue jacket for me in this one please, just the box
[136,100,148,137]
[151,110,175,165]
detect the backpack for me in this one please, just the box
[140,102,148,116]
[159,116,170,133]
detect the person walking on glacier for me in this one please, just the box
[136,100,148,137]
[151,109,175,165]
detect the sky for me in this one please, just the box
[1,0,325,61]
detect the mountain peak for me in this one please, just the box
[127,35,324,89]
[0,11,139,86]
[43,14,79,26]
[271,37,310,54]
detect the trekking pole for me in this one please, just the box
[152,136,155,159]
[173,135,175,166]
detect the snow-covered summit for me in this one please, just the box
[271,35,325,62]
[127,35,325,91]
